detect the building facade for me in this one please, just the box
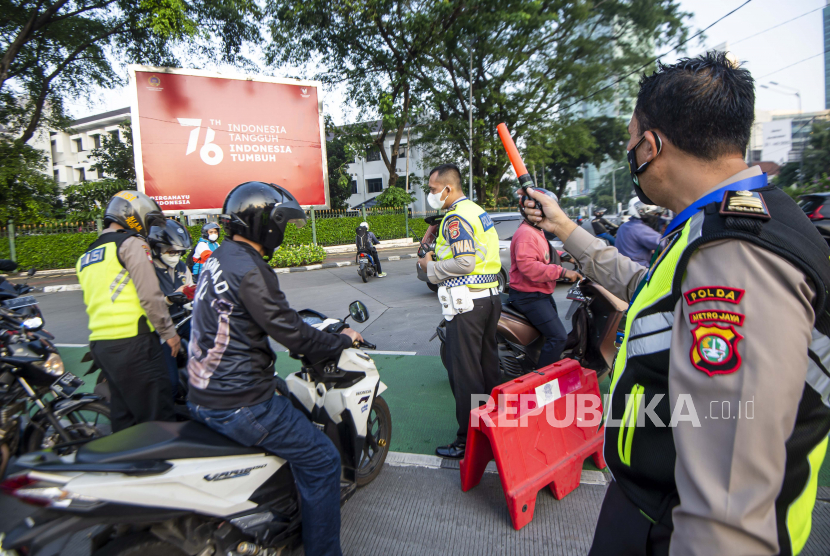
[746,109,830,166]
[48,107,130,187]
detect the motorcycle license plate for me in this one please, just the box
[51,372,83,397]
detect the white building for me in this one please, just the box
[343,123,428,212]
[49,107,130,187]
[747,109,830,166]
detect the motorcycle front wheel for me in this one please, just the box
[356,396,392,487]
[26,401,112,454]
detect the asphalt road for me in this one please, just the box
[26,258,574,354]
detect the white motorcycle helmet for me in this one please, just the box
[360,221,369,230]
[628,198,662,219]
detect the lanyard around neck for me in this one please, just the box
[662,173,768,238]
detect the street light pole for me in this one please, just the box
[469,42,473,200]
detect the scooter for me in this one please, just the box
[356,251,377,282]
[435,255,627,383]
[2,301,391,556]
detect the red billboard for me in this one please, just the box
[128,66,329,211]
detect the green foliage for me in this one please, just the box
[89,121,136,184]
[374,186,415,208]
[325,116,370,209]
[0,138,61,223]
[62,179,127,221]
[0,232,97,270]
[269,244,327,267]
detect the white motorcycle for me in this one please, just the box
[1,301,391,556]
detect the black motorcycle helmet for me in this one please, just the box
[201,222,220,240]
[519,187,559,228]
[220,182,307,258]
[104,191,165,238]
[148,219,193,257]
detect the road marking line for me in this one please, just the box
[55,344,88,348]
[43,284,82,293]
[371,351,417,356]
[388,256,401,261]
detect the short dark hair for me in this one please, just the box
[634,52,755,161]
[429,163,463,190]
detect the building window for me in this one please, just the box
[77,168,86,182]
[50,140,58,160]
[73,138,83,152]
[366,148,381,162]
[396,143,407,158]
[93,134,101,149]
[367,178,383,193]
[351,180,358,194]
[110,130,119,141]
[53,170,60,182]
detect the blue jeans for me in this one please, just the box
[188,395,342,556]
[597,232,616,246]
[509,290,568,368]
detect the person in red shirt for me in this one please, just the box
[508,202,581,368]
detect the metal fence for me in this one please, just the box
[1,220,100,236]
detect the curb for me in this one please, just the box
[385,451,609,485]
[37,253,420,291]
[272,253,418,274]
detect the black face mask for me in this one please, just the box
[627,131,662,205]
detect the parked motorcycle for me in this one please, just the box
[2,301,391,556]
[435,254,627,383]
[0,266,110,479]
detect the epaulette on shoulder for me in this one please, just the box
[719,190,770,220]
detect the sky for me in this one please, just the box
[66,0,828,122]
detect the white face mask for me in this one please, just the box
[427,186,448,210]
[161,253,181,268]
[208,233,219,242]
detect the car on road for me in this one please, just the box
[415,212,565,293]
[799,193,830,245]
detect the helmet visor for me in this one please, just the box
[289,217,306,229]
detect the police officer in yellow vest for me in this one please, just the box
[522,52,830,555]
[77,191,180,433]
[418,164,502,459]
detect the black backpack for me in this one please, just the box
[355,226,370,252]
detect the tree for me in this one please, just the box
[325,117,370,209]
[61,178,124,220]
[0,138,60,222]
[374,185,415,208]
[774,120,830,192]
[413,0,689,204]
[89,120,135,184]
[267,0,462,190]
[1,0,262,145]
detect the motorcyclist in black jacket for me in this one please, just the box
[187,181,361,556]
[148,219,194,397]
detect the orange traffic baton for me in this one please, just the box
[460,359,606,530]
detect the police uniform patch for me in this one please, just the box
[142,244,153,262]
[720,190,770,219]
[689,310,745,326]
[684,286,744,305]
[544,252,550,262]
[690,323,743,376]
[448,219,461,239]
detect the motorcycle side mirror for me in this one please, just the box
[348,301,369,323]
[27,268,36,278]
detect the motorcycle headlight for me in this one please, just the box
[34,353,64,376]
[23,316,43,330]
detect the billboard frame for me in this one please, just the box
[127,65,330,214]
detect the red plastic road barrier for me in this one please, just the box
[460,358,606,530]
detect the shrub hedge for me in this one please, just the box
[0,212,431,271]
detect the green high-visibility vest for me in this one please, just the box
[434,198,501,289]
[76,232,155,341]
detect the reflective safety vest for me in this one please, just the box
[76,231,155,341]
[435,198,501,289]
[608,185,830,555]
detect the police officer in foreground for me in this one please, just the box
[76,191,179,432]
[418,164,501,459]
[187,182,362,556]
[521,52,830,555]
